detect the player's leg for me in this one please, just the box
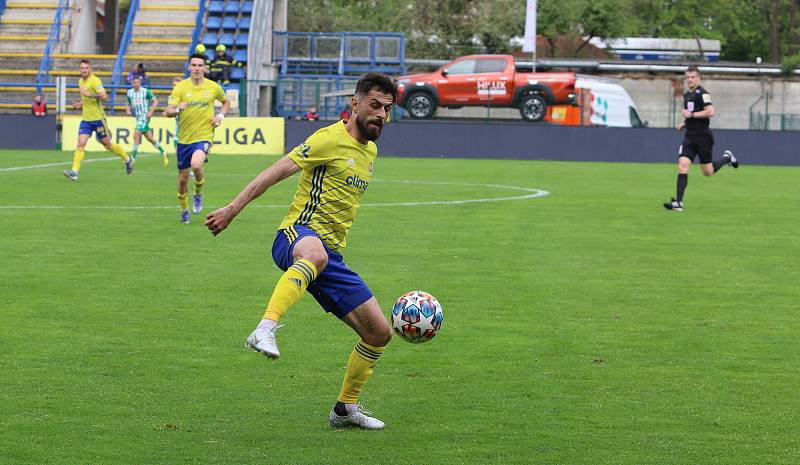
[176,143,192,223]
[143,129,167,164]
[664,140,694,211]
[64,132,90,180]
[131,129,142,161]
[190,148,207,214]
[247,233,327,358]
[330,298,392,430]
[177,168,191,223]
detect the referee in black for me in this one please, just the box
[664,65,738,211]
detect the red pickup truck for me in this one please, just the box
[395,54,576,122]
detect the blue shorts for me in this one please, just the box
[271,225,373,319]
[78,119,110,142]
[176,141,211,170]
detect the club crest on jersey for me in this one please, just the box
[346,158,356,166]
[204,92,211,98]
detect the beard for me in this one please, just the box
[355,113,383,142]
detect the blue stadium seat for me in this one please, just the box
[227,82,240,92]
[231,67,245,80]
[222,16,237,29]
[205,50,215,61]
[234,34,248,46]
[219,33,235,46]
[208,1,224,13]
[205,16,222,29]
[202,32,218,46]
[224,1,239,13]
[241,1,253,13]
[238,16,250,29]
[234,49,247,63]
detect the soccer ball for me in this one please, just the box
[391,291,443,343]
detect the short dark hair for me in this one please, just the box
[80,58,91,65]
[686,65,700,74]
[132,76,141,81]
[189,53,207,63]
[354,73,396,103]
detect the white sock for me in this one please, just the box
[256,319,278,331]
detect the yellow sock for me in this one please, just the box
[263,259,317,322]
[110,143,129,162]
[194,177,205,195]
[71,149,85,172]
[337,341,385,404]
[177,192,188,211]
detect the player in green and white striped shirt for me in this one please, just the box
[125,76,167,166]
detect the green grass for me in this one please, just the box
[1,149,798,465]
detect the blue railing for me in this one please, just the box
[109,0,140,113]
[35,0,70,93]
[186,0,208,76]
[273,31,406,76]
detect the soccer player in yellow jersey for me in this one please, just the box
[205,73,396,430]
[164,54,229,224]
[63,59,133,181]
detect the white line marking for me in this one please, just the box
[0,156,120,172]
[0,182,548,210]
[0,157,550,209]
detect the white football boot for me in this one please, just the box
[328,404,385,430]
[245,324,284,359]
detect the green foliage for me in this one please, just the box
[781,53,800,74]
[288,0,800,62]
[2,150,799,464]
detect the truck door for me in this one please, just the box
[437,58,476,105]
[474,58,511,105]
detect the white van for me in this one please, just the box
[573,76,646,127]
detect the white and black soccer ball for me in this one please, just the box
[391,291,443,343]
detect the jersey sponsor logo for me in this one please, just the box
[687,101,694,112]
[346,173,369,192]
[477,80,506,96]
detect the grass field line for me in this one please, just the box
[0,183,549,210]
[0,154,162,172]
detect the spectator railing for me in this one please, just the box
[186,0,208,76]
[109,0,140,114]
[35,0,71,94]
[272,31,406,77]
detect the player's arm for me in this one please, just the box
[164,101,187,118]
[149,92,158,118]
[691,104,714,119]
[125,95,132,116]
[212,96,230,127]
[205,156,301,236]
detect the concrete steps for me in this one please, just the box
[0,2,67,54]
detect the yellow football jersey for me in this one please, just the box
[79,74,106,121]
[168,78,226,144]
[279,121,377,251]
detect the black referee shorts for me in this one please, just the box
[679,132,714,164]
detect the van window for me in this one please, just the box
[629,107,645,128]
[475,59,507,73]
[446,60,476,75]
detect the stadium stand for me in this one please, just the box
[199,0,253,90]
[0,0,70,113]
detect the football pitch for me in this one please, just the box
[1,149,798,465]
